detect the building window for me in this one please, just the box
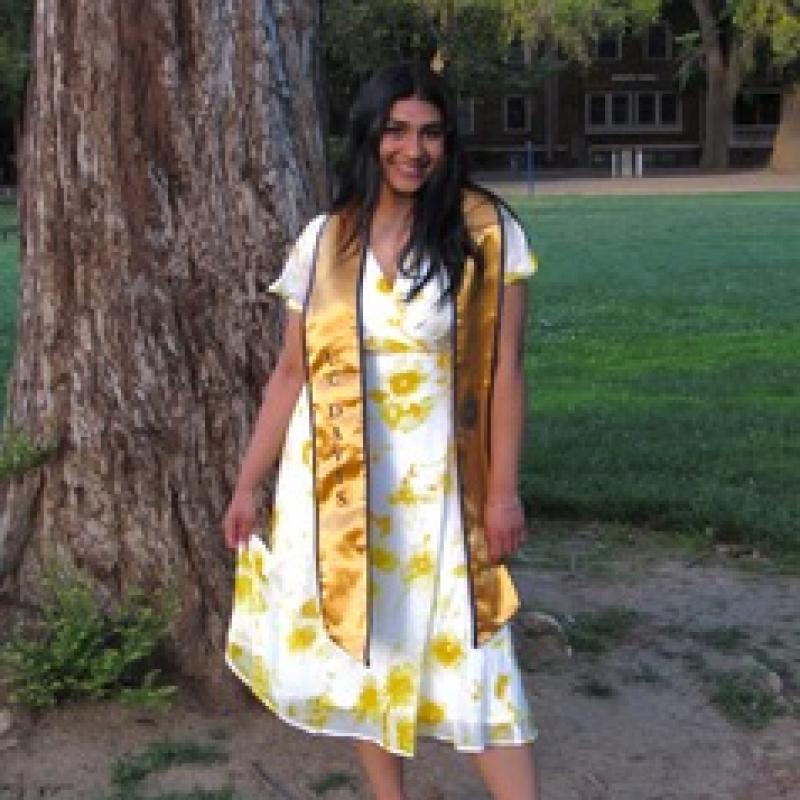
[645,22,671,60]
[734,91,781,126]
[588,93,607,126]
[586,91,681,131]
[660,93,678,125]
[457,97,475,136]
[611,93,631,125]
[636,93,657,125]
[594,31,622,60]
[504,96,530,132]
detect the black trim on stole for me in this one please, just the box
[355,241,371,667]
[451,293,477,649]
[302,216,330,624]
[486,205,507,475]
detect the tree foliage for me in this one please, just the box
[324,0,662,122]
[678,0,800,83]
[494,0,662,60]
[731,0,800,65]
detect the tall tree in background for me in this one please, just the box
[0,0,326,694]
[684,0,800,169]
[770,67,800,170]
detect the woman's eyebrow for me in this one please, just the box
[385,118,444,129]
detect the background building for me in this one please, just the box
[461,7,784,171]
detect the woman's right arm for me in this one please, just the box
[222,310,304,550]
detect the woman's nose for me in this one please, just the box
[403,132,426,159]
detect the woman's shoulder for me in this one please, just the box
[295,212,330,245]
[461,185,529,245]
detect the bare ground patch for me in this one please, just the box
[1,527,798,800]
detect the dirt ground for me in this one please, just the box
[1,527,798,800]
[480,166,800,197]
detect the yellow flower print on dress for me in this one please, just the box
[353,677,382,724]
[388,466,436,506]
[429,633,465,668]
[364,335,415,353]
[376,275,393,294]
[403,549,434,584]
[251,655,271,700]
[371,545,399,572]
[368,388,434,432]
[437,467,453,495]
[233,563,267,613]
[299,597,319,618]
[234,572,252,605]
[307,694,335,727]
[385,664,416,707]
[371,513,391,537]
[417,699,445,726]
[494,674,510,700]
[396,718,415,753]
[387,369,424,396]
[227,641,245,666]
[489,722,515,742]
[287,625,317,651]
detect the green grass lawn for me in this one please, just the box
[1,193,798,554]
[513,192,800,555]
[0,201,19,423]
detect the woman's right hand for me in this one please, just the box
[223,487,257,551]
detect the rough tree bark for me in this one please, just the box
[770,83,800,172]
[0,0,326,696]
[692,0,750,171]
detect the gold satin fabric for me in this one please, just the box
[304,191,519,663]
[304,214,370,661]
[455,193,520,648]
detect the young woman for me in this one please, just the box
[223,61,540,800]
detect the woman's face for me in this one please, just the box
[378,95,446,197]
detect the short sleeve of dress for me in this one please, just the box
[500,205,539,285]
[268,214,328,312]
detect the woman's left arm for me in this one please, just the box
[485,281,529,563]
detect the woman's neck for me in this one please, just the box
[371,184,414,239]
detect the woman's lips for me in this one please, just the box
[394,163,427,179]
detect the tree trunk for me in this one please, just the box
[770,83,800,172]
[702,55,737,170]
[0,0,326,697]
[692,0,739,171]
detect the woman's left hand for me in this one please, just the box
[484,495,526,564]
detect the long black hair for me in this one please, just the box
[331,61,483,302]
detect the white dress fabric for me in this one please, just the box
[226,207,539,757]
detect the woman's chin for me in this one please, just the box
[385,176,427,197]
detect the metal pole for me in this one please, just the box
[526,140,535,195]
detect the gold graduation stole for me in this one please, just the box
[303,189,519,663]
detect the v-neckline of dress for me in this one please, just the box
[367,246,401,293]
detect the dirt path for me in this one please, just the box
[481,167,800,197]
[2,528,798,800]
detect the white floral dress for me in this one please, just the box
[226,207,539,757]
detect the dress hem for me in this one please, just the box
[225,654,538,760]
